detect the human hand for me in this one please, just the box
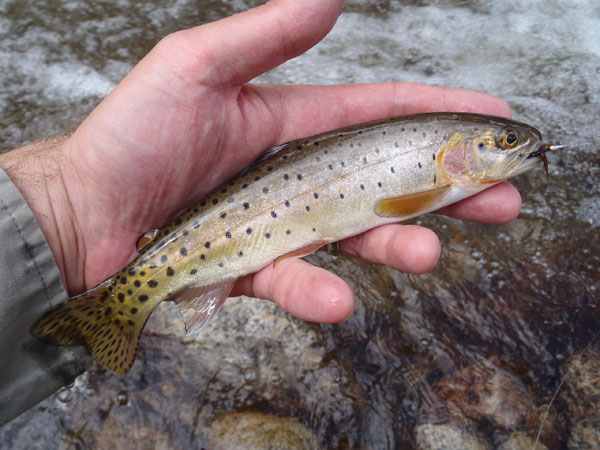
[0,0,520,323]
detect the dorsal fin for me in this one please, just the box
[136,229,159,252]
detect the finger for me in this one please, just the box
[340,224,441,275]
[436,182,522,224]
[231,258,354,323]
[248,82,512,145]
[162,0,345,86]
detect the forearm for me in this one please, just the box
[0,164,90,425]
[0,137,82,294]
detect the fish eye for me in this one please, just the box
[497,127,519,149]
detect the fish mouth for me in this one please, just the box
[526,144,566,180]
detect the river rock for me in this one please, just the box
[432,356,532,430]
[207,412,321,450]
[415,422,490,450]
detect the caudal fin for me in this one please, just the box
[30,283,148,376]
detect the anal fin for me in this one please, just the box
[375,185,451,217]
[171,280,235,335]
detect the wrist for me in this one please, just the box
[0,136,84,295]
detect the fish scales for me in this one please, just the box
[31,112,556,375]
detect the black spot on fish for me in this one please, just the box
[175,218,182,225]
[312,228,316,232]
[434,129,439,135]
[433,153,436,161]
[148,280,158,288]
[341,161,345,167]
[478,142,485,148]
[131,308,138,314]
[263,187,269,193]
[108,286,113,292]
[139,295,148,302]
[401,127,405,132]
[105,307,112,316]
[238,251,243,257]
[180,247,188,256]
[375,148,380,153]
[340,193,345,199]
[243,202,250,210]
[314,193,319,199]
[120,277,127,284]
[265,232,271,239]
[434,174,437,184]
[127,289,132,295]
[285,201,290,207]
[286,229,291,235]
[190,269,197,275]
[204,242,211,249]
[220,212,227,219]
[283,174,289,180]
[182,230,189,236]
[418,162,422,168]
[337,143,342,147]
[271,211,277,218]
[134,280,141,287]
[282,155,288,160]
[212,198,219,205]
[218,262,224,268]
[246,227,253,234]
[360,184,365,190]
[313,141,319,146]
[201,201,207,207]
[254,176,261,181]
[297,174,303,180]
[149,263,157,269]
[413,127,417,132]
[350,144,354,148]
[382,131,387,135]
[391,166,395,174]
[193,221,201,229]
[316,156,321,162]
[193,208,199,213]
[324,149,329,154]
[328,164,333,170]
[127,320,134,326]
[128,268,136,276]
[423,132,426,138]
[409,140,413,146]
[363,157,368,164]
[267,166,273,172]
[378,182,382,188]
[200,254,206,260]
[306,206,310,212]
[228,197,235,204]
[220,188,227,194]
[161,255,168,263]
[118,293,125,303]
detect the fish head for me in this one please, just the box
[438,118,548,187]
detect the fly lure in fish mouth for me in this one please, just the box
[528,144,566,180]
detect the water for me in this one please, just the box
[1,0,599,448]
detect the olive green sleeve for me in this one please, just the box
[0,168,91,426]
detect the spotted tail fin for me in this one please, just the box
[30,282,150,376]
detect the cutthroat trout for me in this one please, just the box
[31,113,562,375]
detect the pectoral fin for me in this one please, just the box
[171,279,235,335]
[375,185,451,217]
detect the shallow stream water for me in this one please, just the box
[1,0,599,448]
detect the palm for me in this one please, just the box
[57,0,521,323]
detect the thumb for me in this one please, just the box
[156,0,345,86]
